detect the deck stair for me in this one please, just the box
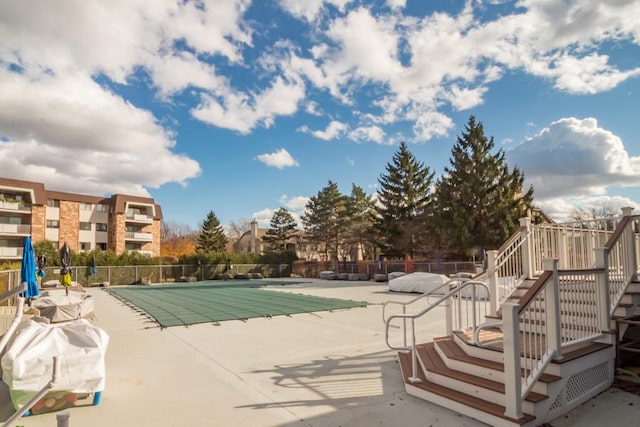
[385,210,640,427]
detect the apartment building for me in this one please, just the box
[0,177,162,261]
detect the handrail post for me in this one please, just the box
[543,259,561,359]
[502,301,522,419]
[409,319,422,383]
[487,250,499,317]
[595,248,611,329]
[445,296,452,335]
[520,217,533,279]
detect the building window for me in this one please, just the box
[46,220,59,229]
[47,199,60,207]
[96,203,109,213]
[79,242,91,251]
[79,222,92,231]
[96,223,108,232]
[80,202,93,211]
[97,242,107,251]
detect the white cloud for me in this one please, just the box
[256,148,300,169]
[279,195,310,211]
[508,117,640,199]
[537,196,640,223]
[348,126,386,144]
[251,208,274,227]
[0,70,200,196]
[300,120,347,140]
[278,0,353,22]
[192,76,306,133]
[386,0,406,10]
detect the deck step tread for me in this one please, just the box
[453,330,612,362]
[417,342,548,403]
[398,351,536,425]
[433,336,561,384]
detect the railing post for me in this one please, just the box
[520,217,533,279]
[502,301,522,419]
[445,297,452,335]
[595,248,611,330]
[557,228,568,270]
[621,207,638,278]
[543,258,561,359]
[487,250,499,317]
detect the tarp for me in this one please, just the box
[1,318,109,410]
[32,289,95,323]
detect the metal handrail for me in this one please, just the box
[384,280,490,384]
[382,278,463,324]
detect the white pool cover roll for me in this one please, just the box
[1,318,109,410]
[388,272,450,294]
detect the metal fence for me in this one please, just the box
[292,260,482,279]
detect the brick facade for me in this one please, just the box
[30,205,46,242]
[59,200,80,251]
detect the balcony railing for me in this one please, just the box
[0,201,31,212]
[125,231,153,241]
[0,224,31,235]
[0,247,23,258]
[125,213,153,223]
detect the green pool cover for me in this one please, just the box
[105,280,367,328]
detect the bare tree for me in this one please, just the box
[227,218,253,252]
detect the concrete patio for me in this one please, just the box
[2,279,638,427]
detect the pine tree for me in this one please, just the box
[301,181,347,260]
[262,208,298,252]
[375,142,435,258]
[435,116,534,257]
[343,184,376,260]
[196,210,228,252]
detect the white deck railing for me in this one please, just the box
[488,215,621,315]
[501,208,638,419]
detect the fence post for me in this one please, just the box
[502,301,522,419]
[595,248,611,331]
[520,217,533,279]
[543,258,561,359]
[487,250,499,317]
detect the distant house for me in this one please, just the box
[235,220,324,260]
[234,220,367,261]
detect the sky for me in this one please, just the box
[1,0,639,231]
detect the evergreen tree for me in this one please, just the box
[435,116,534,257]
[196,210,228,252]
[343,184,376,260]
[301,181,347,260]
[374,142,435,258]
[262,208,298,251]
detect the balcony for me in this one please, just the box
[0,201,31,213]
[125,231,153,241]
[0,224,31,236]
[0,247,23,259]
[125,213,153,224]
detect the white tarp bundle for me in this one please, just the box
[1,318,109,410]
[32,289,95,323]
[388,272,450,294]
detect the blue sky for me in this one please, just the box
[1,0,639,230]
